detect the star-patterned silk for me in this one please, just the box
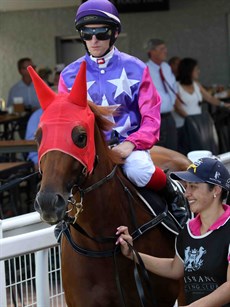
[59,48,161,150]
[107,68,139,99]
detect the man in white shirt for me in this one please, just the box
[146,39,178,150]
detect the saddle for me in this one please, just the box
[136,186,187,236]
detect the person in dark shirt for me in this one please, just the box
[116,157,230,306]
[168,56,181,80]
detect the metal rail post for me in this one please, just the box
[0,220,7,307]
[35,249,50,307]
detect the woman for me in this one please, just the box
[173,58,230,154]
[116,157,230,306]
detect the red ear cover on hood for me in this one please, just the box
[68,61,87,108]
[27,65,57,110]
[28,61,96,174]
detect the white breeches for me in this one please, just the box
[122,150,155,187]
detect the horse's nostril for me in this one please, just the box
[55,193,66,210]
[34,191,67,224]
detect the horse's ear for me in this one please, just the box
[68,61,87,108]
[27,65,57,110]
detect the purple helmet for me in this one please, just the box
[75,0,121,33]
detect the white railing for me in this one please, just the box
[218,152,230,171]
[0,212,66,307]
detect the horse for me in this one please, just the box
[150,145,191,172]
[28,62,191,307]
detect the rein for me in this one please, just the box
[0,171,39,193]
[73,164,118,196]
[55,165,168,307]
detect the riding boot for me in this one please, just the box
[160,176,189,227]
[146,167,189,227]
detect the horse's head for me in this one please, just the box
[28,62,97,224]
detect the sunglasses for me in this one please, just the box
[80,27,113,41]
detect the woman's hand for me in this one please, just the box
[116,226,133,259]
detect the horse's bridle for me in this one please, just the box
[66,164,118,223]
[55,164,169,307]
[60,164,168,256]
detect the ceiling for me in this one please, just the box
[0,0,81,12]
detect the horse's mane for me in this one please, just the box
[88,101,124,165]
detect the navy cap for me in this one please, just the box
[170,157,230,191]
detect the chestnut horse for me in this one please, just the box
[28,63,190,307]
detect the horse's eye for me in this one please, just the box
[35,127,42,145]
[72,126,87,148]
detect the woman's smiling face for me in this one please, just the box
[184,182,214,214]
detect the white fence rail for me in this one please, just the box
[0,212,66,307]
[218,152,230,171]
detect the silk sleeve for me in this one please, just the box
[126,66,161,150]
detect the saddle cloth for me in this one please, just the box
[136,187,184,236]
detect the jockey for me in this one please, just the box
[58,0,188,224]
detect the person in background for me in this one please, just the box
[146,39,178,151]
[173,58,230,154]
[168,56,181,80]
[38,67,53,86]
[25,108,43,170]
[7,58,40,111]
[51,71,61,93]
[58,0,187,222]
[25,68,62,168]
[116,157,230,307]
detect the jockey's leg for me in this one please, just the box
[147,168,189,226]
[123,150,189,226]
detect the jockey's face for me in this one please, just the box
[83,24,117,58]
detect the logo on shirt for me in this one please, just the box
[184,246,206,272]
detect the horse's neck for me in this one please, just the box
[75,127,139,233]
[85,129,118,187]
[78,160,134,232]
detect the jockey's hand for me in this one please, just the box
[112,141,135,159]
[116,226,133,259]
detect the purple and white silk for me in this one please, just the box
[59,48,161,151]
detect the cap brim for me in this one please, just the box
[170,171,205,183]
